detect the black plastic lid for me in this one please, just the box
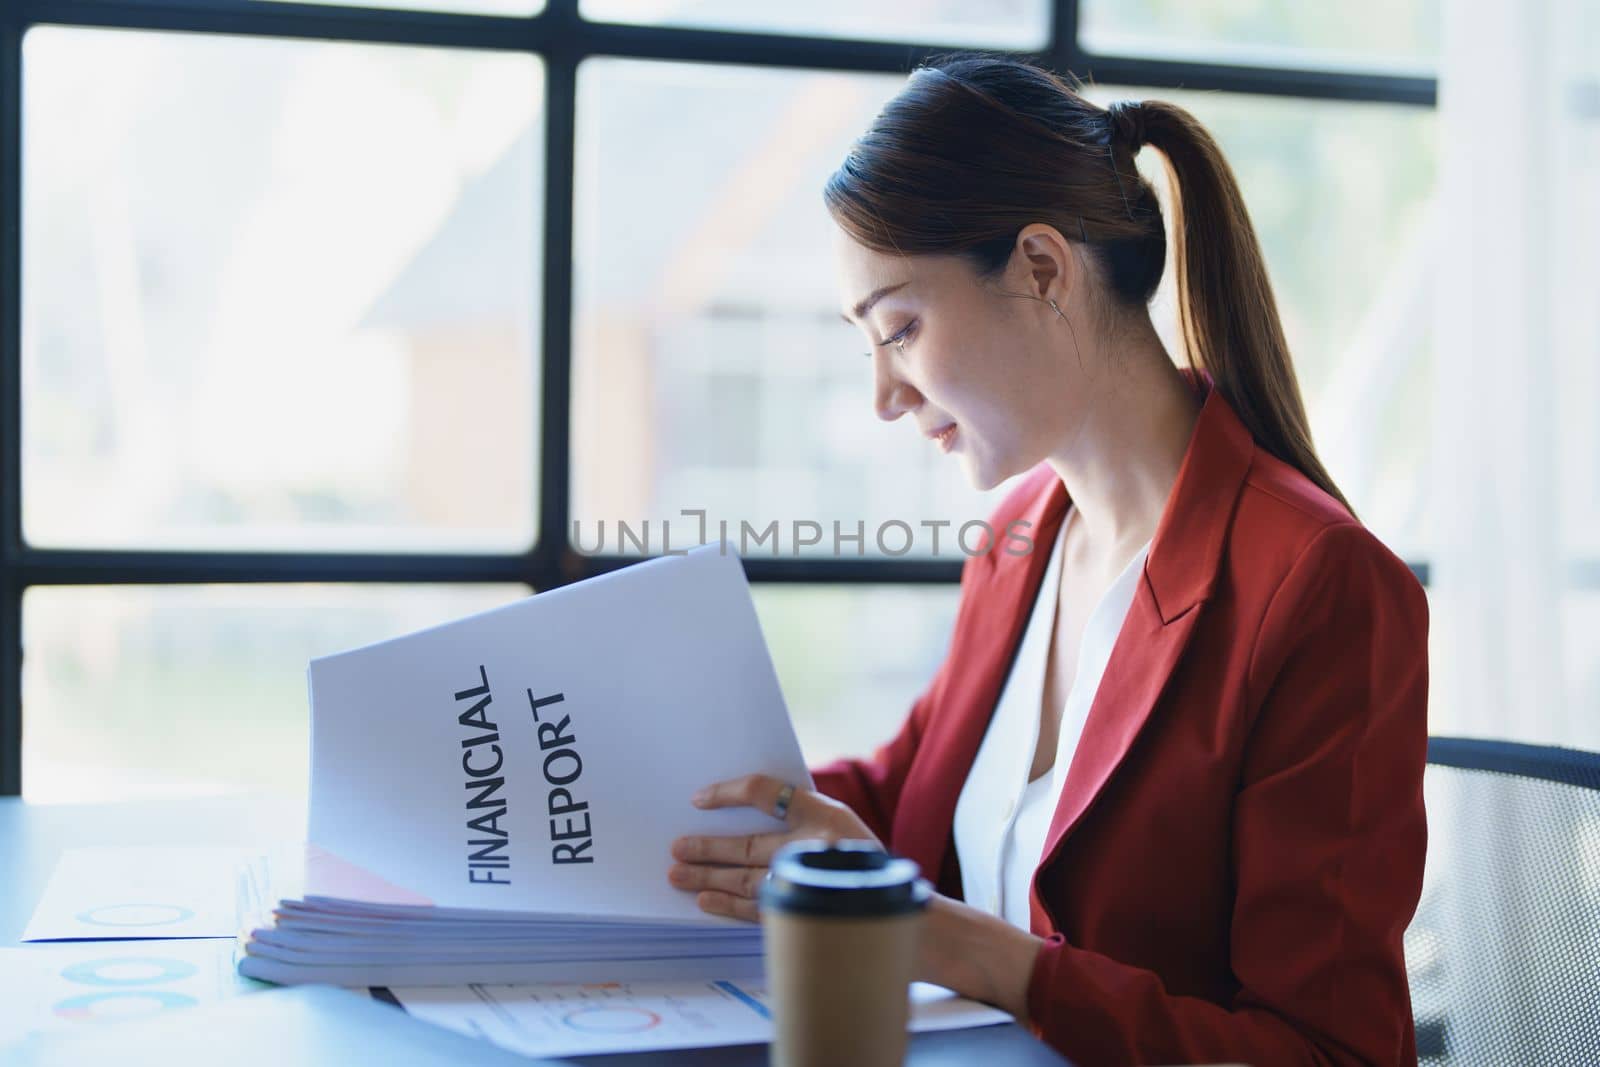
[759,839,931,918]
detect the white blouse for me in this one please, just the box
[952,506,1151,929]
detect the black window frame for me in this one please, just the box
[0,0,1437,795]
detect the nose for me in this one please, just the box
[873,349,922,423]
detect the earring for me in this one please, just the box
[1048,299,1065,320]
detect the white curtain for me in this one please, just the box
[1431,0,1600,751]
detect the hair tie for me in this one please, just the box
[1105,100,1146,151]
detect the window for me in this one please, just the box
[22,583,530,802]
[23,28,544,554]
[0,0,1440,797]
[1080,0,1438,74]
[579,0,1052,51]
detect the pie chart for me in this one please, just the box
[52,990,199,1022]
[60,956,200,987]
[74,904,196,928]
[561,1006,663,1033]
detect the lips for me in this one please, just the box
[926,422,958,453]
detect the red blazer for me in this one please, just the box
[811,371,1429,1066]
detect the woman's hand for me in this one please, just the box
[668,773,879,922]
[669,774,1042,1021]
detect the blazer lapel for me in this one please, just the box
[1029,371,1257,933]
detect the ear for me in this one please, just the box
[1014,223,1078,306]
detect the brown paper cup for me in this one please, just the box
[760,840,931,1067]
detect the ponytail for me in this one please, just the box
[1129,101,1354,516]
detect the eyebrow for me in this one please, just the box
[839,281,911,325]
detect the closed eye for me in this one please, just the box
[863,320,916,357]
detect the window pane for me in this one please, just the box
[21,584,530,802]
[1561,592,1600,750]
[1082,86,1437,559]
[571,60,1019,560]
[23,28,543,553]
[579,0,1050,51]
[1080,0,1438,73]
[252,0,543,13]
[752,584,960,766]
[1427,588,1600,752]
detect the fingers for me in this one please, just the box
[671,831,789,867]
[668,862,766,900]
[669,855,765,923]
[692,774,800,820]
[694,890,759,923]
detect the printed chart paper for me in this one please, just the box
[21,846,263,943]
[304,544,813,921]
[0,939,264,1048]
[390,978,1011,1058]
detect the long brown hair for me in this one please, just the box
[823,54,1352,514]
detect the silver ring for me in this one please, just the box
[773,783,796,821]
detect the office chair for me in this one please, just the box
[1406,737,1600,1065]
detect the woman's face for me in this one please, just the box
[832,225,1087,491]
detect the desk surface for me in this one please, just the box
[0,795,1069,1066]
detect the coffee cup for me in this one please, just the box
[759,839,931,1067]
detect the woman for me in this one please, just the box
[667,54,1428,1066]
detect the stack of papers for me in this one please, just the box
[239,545,814,987]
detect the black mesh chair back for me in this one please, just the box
[1406,737,1600,1065]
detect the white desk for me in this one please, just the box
[0,795,1071,1066]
